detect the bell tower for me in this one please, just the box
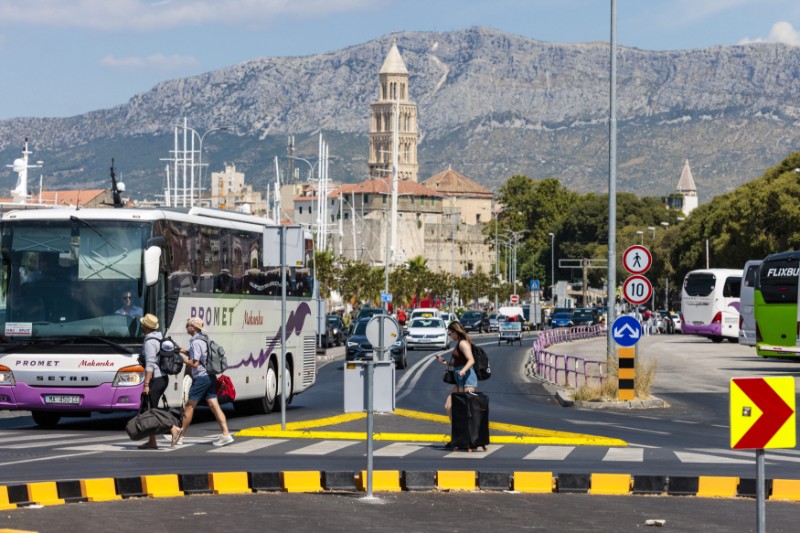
[368,40,419,182]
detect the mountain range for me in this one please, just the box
[1,26,800,202]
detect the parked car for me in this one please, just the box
[488,313,500,332]
[460,310,489,333]
[551,311,574,328]
[570,308,597,326]
[405,317,449,350]
[671,313,682,333]
[327,314,347,346]
[352,307,386,333]
[440,312,459,326]
[409,308,441,321]
[345,317,407,369]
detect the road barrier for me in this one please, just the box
[531,325,608,388]
[1,471,799,507]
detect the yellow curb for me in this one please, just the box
[357,470,402,492]
[282,471,322,493]
[80,478,121,502]
[771,479,800,501]
[437,471,476,491]
[27,482,64,506]
[208,472,250,495]
[697,476,739,498]
[513,472,554,493]
[590,473,632,495]
[141,474,183,498]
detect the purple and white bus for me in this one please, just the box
[680,268,742,343]
[0,206,317,425]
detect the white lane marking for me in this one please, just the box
[60,443,192,452]
[373,442,428,457]
[567,420,670,435]
[5,435,125,449]
[523,446,574,461]
[685,448,800,464]
[0,433,81,444]
[288,440,359,455]
[209,439,289,454]
[445,444,500,458]
[0,451,100,467]
[627,442,660,449]
[674,451,751,464]
[603,447,644,462]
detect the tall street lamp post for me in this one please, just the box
[636,230,643,245]
[548,232,555,303]
[175,124,231,206]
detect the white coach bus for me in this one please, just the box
[0,206,317,425]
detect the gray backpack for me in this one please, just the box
[199,334,228,376]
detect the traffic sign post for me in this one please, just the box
[530,279,540,291]
[622,245,652,275]
[730,376,796,533]
[612,316,642,401]
[622,275,653,306]
[510,294,519,304]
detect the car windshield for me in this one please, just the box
[410,318,444,329]
[554,313,572,319]
[461,311,481,319]
[352,320,370,335]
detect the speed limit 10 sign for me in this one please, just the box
[622,275,653,305]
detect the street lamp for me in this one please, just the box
[647,226,656,240]
[175,124,231,206]
[636,230,643,245]
[548,232,555,302]
[660,221,670,230]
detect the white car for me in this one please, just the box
[405,317,450,350]
[440,312,459,326]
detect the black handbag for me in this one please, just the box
[443,366,457,385]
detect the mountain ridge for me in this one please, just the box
[1,26,799,200]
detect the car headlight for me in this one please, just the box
[0,365,15,386]
[347,341,360,348]
[113,365,144,387]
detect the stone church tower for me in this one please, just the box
[368,41,419,182]
[676,159,698,216]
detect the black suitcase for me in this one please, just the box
[450,391,489,452]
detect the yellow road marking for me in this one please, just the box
[236,408,626,446]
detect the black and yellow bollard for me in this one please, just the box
[617,346,635,400]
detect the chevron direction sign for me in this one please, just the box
[730,377,796,450]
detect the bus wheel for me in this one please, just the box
[711,336,724,343]
[278,363,294,406]
[728,337,740,343]
[260,358,279,414]
[32,411,61,427]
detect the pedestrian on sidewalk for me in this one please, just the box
[169,317,234,447]
[434,321,477,434]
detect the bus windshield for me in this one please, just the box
[0,219,151,340]
[683,273,716,297]
[758,256,800,303]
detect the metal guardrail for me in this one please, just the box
[531,325,608,388]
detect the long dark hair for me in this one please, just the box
[447,321,471,344]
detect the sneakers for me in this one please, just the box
[212,434,234,447]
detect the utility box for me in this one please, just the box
[343,360,396,413]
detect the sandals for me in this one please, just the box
[138,442,158,450]
[170,427,183,447]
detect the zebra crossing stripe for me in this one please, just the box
[674,451,751,464]
[523,446,574,461]
[5,435,125,449]
[209,439,289,454]
[0,433,81,444]
[373,443,428,457]
[287,440,360,455]
[445,445,501,458]
[603,447,644,462]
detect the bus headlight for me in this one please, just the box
[0,365,15,386]
[113,365,144,387]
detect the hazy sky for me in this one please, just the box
[1,0,799,120]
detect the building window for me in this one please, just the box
[476,214,481,223]
[299,206,303,215]
[344,212,349,220]
[382,195,387,204]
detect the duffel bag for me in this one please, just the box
[126,397,180,440]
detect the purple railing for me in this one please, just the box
[531,325,608,387]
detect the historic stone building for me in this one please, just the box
[666,159,698,216]
[368,40,419,182]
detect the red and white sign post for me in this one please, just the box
[509,294,519,304]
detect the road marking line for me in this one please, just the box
[523,446,574,461]
[0,451,99,467]
[0,433,81,444]
[237,412,366,436]
[674,451,751,464]
[373,442,428,457]
[603,447,644,462]
[4,435,124,449]
[209,439,289,454]
[287,440,359,455]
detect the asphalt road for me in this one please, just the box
[0,332,799,483]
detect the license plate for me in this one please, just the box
[44,395,81,405]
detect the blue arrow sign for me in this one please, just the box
[612,315,642,347]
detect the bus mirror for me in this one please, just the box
[144,246,162,286]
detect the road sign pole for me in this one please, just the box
[756,448,765,533]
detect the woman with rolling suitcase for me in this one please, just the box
[435,322,488,450]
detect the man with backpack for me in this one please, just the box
[169,317,234,447]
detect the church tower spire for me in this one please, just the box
[676,159,698,216]
[368,40,419,182]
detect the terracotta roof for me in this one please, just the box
[379,40,408,75]
[420,167,494,198]
[330,178,442,199]
[677,160,697,192]
[0,189,107,206]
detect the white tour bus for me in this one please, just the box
[680,268,742,343]
[738,259,762,346]
[0,207,317,426]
